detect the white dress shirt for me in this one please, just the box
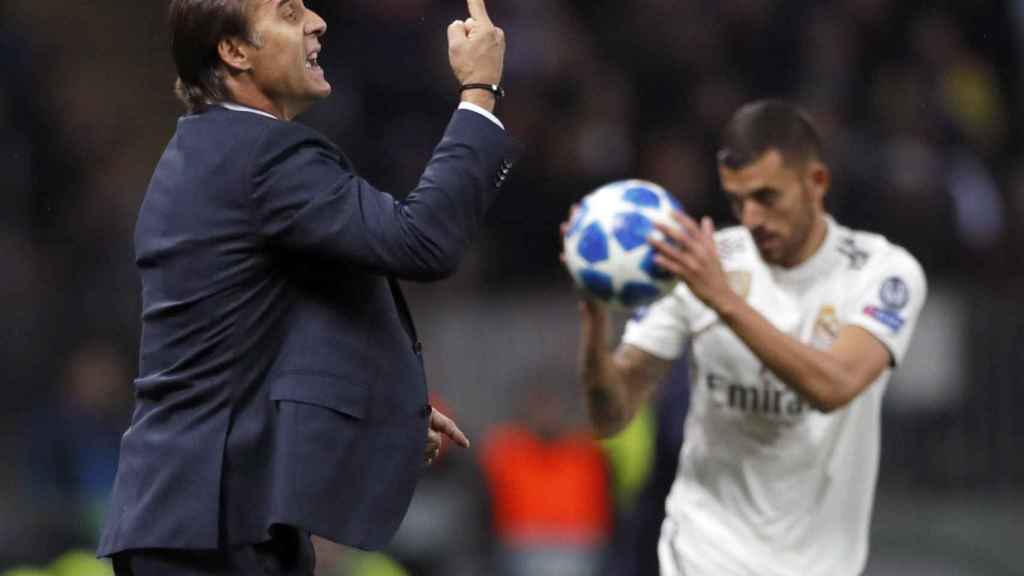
[216,101,504,130]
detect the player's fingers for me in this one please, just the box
[673,216,710,259]
[653,222,700,256]
[672,211,708,243]
[653,253,686,279]
[683,219,708,257]
[675,212,702,238]
[447,20,467,45]
[431,409,471,448]
[561,203,582,236]
[467,0,493,25]
[649,236,688,267]
[652,220,685,245]
[701,217,718,255]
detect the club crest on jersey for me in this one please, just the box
[727,270,752,300]
[811,305,839,348]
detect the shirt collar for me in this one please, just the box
[214,102,279,120]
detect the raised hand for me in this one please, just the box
[558,202,581,266]
[447,0,506,91]
[650,213,733,309]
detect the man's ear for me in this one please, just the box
[217,36,254,73]
[806,160,830,205]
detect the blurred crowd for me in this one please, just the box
[1,0,1022,574]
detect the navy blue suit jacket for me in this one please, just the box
[98,106,518,555]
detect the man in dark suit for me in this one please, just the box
[98,0,516,574]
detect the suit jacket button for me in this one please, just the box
[413,341,423,353]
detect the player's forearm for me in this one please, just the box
[714,293,861,412]
[580,336,634,437]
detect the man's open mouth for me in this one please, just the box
[305,51,321,71]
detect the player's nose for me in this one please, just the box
[738,200,764,229]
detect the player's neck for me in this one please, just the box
[784,214,828,268]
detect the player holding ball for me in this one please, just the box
[570,100,927,576]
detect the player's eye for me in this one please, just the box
[728,195,744,218]
[752,188,778,206]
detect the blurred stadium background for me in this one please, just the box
[1,0,1022,574]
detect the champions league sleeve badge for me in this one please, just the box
[879,277,910,310]
[863,276,910,332]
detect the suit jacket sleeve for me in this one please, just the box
[250,109,518,281]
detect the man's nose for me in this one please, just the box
[739,200,764,229]
[306,9,327,36]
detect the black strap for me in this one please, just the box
[460,83,505,101]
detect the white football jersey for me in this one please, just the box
[622,216,926,576]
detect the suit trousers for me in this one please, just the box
[111,525,316,576]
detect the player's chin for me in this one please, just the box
[756,242,784,264]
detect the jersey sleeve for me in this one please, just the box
[621,286,709,360]
[843,248,927,366]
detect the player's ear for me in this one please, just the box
[217,36,255,74]
[805,160,830,204]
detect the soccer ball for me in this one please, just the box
[563,179,683,308]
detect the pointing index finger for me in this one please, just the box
[431,408,471,448]
[467,0,493,25]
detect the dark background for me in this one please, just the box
[0,1,1021,574]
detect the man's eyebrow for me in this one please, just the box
[725,187,778,200]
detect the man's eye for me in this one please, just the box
[729,196,743,215]
[754,190,777,205]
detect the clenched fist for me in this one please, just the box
[447,0,505,108]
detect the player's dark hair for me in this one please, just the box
[169,0,258,114]
[717,100,825,170]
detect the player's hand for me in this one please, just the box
[425,406,470,466]
[559,203,581,266]
[651,213,735,310]
[447,0,505,106]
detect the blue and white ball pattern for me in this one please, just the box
[563,179,683,308]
